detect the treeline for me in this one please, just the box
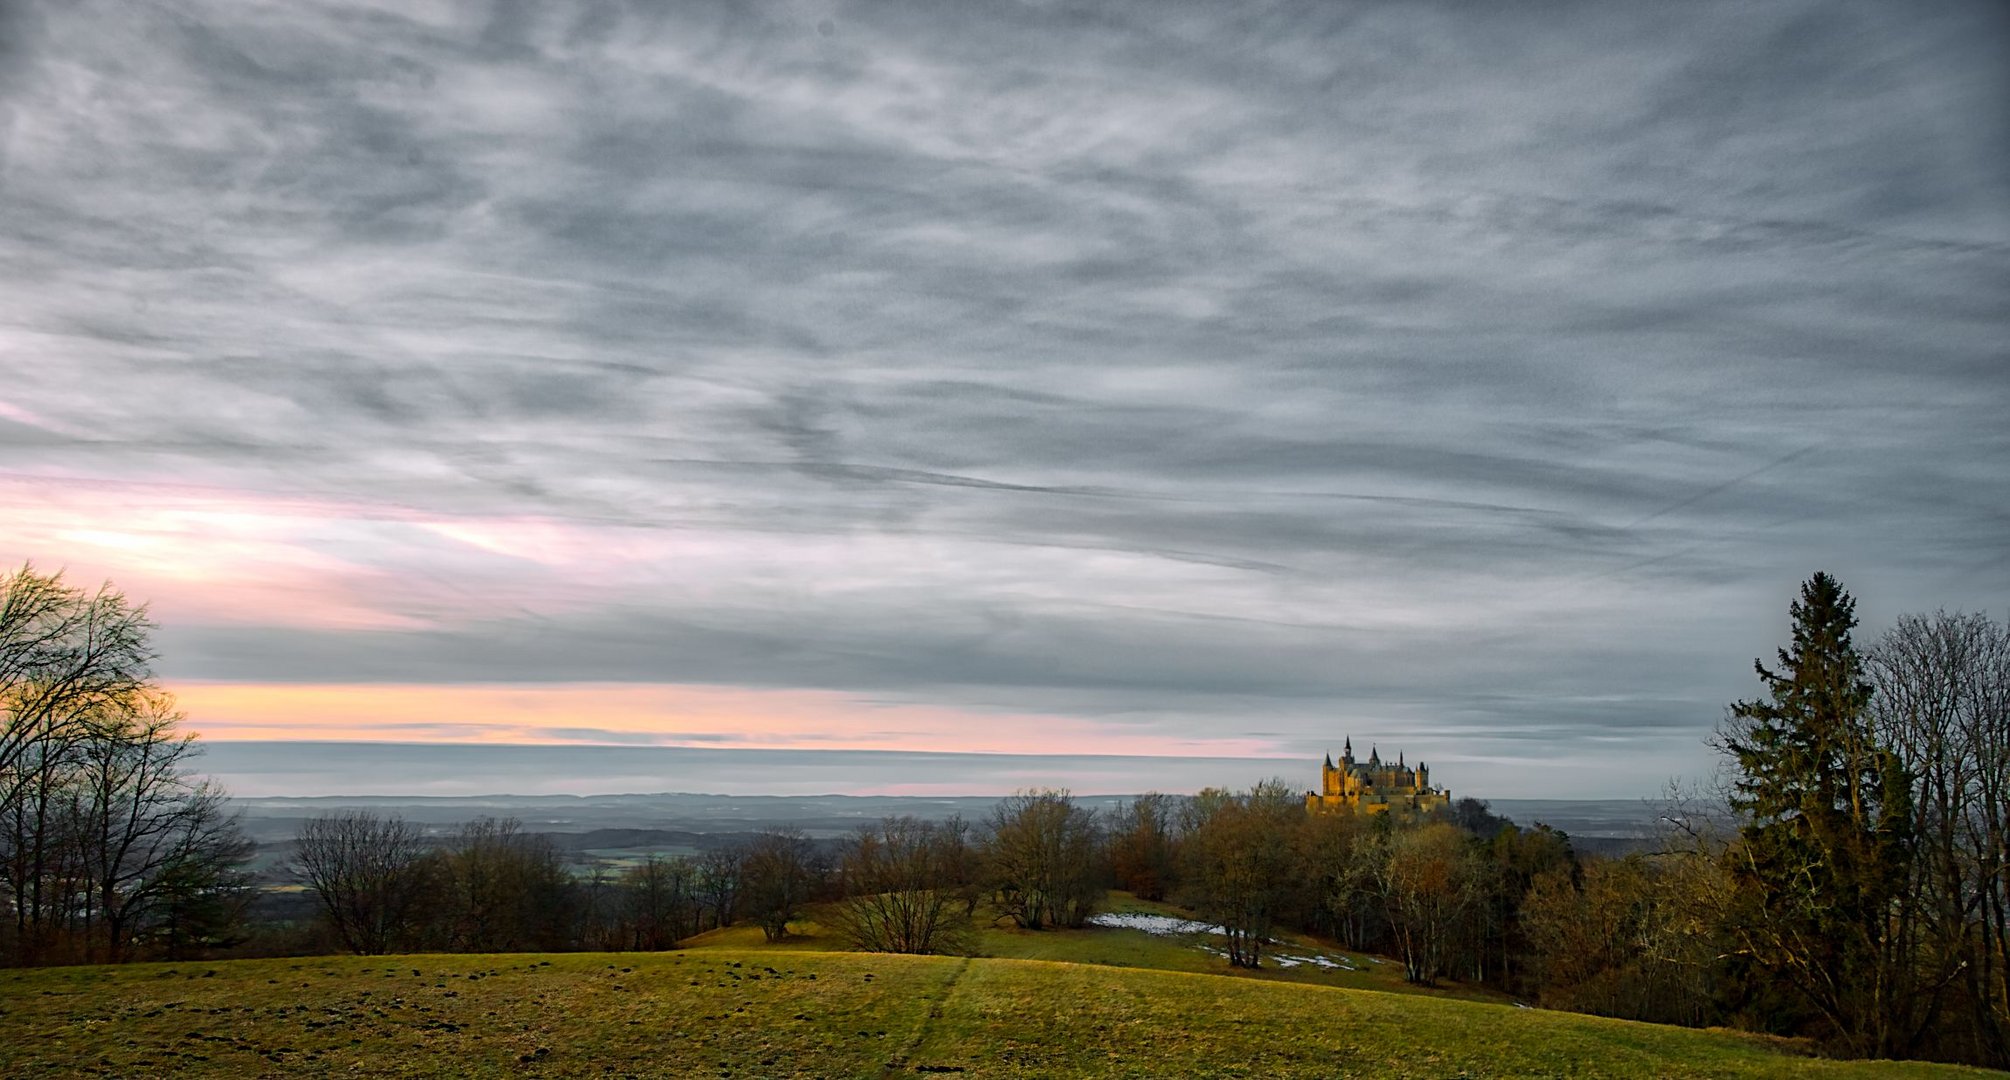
[1112,781,1572,986]
[0,566,254,965]
[277,793,1087,958]
[284,812,846,956]
[268,784,1549,985]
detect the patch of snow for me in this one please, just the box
[1272,953,1356,971]
[1090,912,1367,973]
[1086,912,1224,936]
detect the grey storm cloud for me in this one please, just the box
[2,0,2007,794]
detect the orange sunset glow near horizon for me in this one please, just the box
[164,681,1283,759]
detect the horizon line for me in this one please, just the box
[223,789,1654,804]
[193,739,1312,762]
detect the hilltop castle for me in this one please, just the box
[1305,737,1450,815]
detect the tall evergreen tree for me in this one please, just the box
[1718,572,1919,1057]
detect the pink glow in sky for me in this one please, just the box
[13,479,1286,762]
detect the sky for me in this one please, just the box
[1,0,2006,798]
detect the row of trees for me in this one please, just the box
[284,790,1112,960]
[1101,781,1570,983]
[0,566,253,965]
[289,812,828,956]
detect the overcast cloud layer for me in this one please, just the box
[1,0,2006,796]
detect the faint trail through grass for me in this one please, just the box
[885,955,973,1074]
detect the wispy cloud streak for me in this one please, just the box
[0,0,2005,796]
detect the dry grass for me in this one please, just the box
[2,950,2000,1078]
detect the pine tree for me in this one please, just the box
[1718,572,1919,1057]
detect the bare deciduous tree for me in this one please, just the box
[1109,792,1181,902]
[1377,821,1482,985]
[1298,804,1380,951]
[1180,781,1302,968]
[1869,611,2010,1064]
[293,811,434,955]
[696,845,745,932]
[438,816,573,952]
[76,691,253,961]
[1,565,154,790]
[831,816,972,955]
[741,828,814,942]
[1520,852,1717,1025]
[621,855,700,950]
[984,790,1102,930]
[0,569,249,965]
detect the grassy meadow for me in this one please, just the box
[5,944,2003,1078]
[681,892,1497,1003]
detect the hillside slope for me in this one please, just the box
[678,893,1508,1004]
[2,951,1997,1078]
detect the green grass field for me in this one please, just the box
[682,893,1495,1003]
[4,948,2001,1078]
